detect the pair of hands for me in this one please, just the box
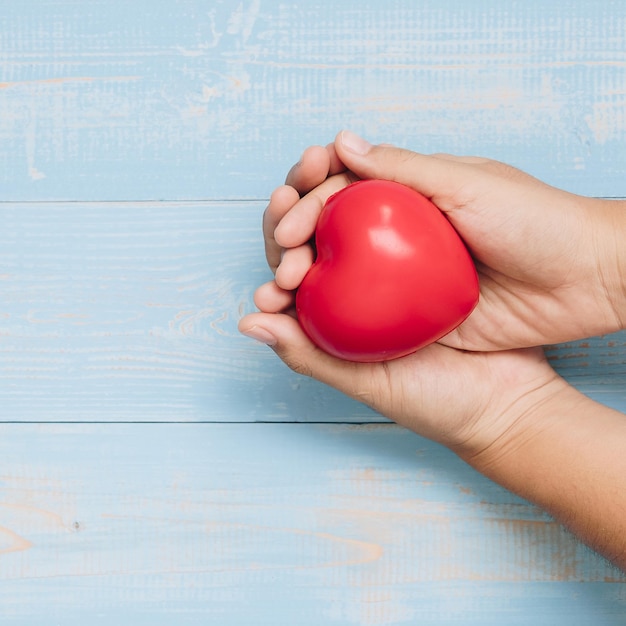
[239,130,626,458]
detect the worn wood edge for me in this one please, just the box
[1,1,625,201]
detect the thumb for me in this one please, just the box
[334,130,476,210]
[238,312,366,396]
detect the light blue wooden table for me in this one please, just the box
[1,1,625,624]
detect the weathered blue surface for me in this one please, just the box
[0,203,624,422]
[0,424,624,624]
[1,1,625,201]
[0,1,625,623]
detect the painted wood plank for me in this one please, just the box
[1,201,625,422]
[0,201,375,421]
[0,423,624,625]
[1,0,625,201]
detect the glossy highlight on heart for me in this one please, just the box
[295,179,479,362]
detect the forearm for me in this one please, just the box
[461,382,626,570]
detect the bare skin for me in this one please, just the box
[260,133,626,351]
[239,131,626,571]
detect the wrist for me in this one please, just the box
[455,379,626,569]
[455,376,579,475]
[588,198,626,332]
[447,352,571,464]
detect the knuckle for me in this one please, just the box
[480,159,527,182]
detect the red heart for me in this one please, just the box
[296,180,479,362]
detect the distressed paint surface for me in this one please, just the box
[0,202,625,422]
[0,1,625,623]
[0,0,625,200]
[0,424,625,626]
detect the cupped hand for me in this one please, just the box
[239,132,583,451]
[242,303,567,454]
[239,135,626,568]
[258,131,626,351]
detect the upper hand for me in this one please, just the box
[257,131,626,351]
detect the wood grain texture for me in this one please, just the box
[0,201,375,421]
[0,423,624,626]
[1,0,625,201]
[1,1,625,621]
[1,202,625,422]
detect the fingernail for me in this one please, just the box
[340,130,372,155]
[242,325,277,347]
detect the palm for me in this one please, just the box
[441,264,582,350]
[357,342,553,448]
[438,194,610,350]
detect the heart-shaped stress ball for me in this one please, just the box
[295,179,479,362]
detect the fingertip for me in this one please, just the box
[253,280,294,313]
[333,129,380,180]
[268,184,300,210]
[242,312,330,380]
[241,311,367,400]
[264,185,300,241]
[239,311,304,351]
[274,193,323,248]
[285,145,332,193]
[304,144,331,162]
[326,142,347,175]
[299,145,330,172]
[238,313,278,347]
[238,311,259,336]
[263,185,302,272]
[275,244,315,291]
[336,129,373,156]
